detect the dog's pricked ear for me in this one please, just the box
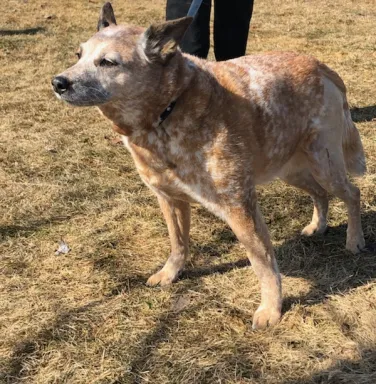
[141,17,193,63]
[97,2,117,31]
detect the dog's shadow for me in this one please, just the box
[4,209,375,383]
[116,208,376,383]
[278,216,376,311]
[181,208,376,311]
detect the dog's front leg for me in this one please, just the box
[226,199,282,330]
[147,194,191,286]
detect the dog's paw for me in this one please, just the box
[301,222,327,236]
[146,268,178,287]
[346,234,366,254]
[252,306,281,330]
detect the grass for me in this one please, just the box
[0,0,375,383]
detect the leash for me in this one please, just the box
[187,0,204,18]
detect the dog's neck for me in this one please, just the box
[98,55,210,139]
[110,100,177,136]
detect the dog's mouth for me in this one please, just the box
[51,76,110,107]
[53,90,106,107]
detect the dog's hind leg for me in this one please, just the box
[301,68,366,253]
[281,170,328,236]
[225,192,282,330]
[147,195,190,286]
[305,130,365,254]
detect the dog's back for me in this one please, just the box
[184,52,364,184]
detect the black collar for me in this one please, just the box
[158,100,176,126]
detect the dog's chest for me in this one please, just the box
[122,135,207,202]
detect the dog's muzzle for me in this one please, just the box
[51,76,70,95]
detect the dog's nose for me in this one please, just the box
[51,76,70,94]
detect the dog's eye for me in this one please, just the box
[76,52,81,60]
[100,58,117,67]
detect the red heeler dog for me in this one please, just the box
[52,3,366,329]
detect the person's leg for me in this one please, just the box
[214,0,254,61]
[166,0,211,58]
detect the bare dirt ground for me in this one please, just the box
[1,0,375,383]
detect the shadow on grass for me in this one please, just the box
[182,225,244,279]
[179,209,376,310]
[2,298,107,383]
[3,205,375,383]
[121,209,376,383]
[122,302,268,384]
[0,216,72,241]
[280,210,376,312]
[0,27,45,36]
[145,208,375,308]
[181,258,249,280]
[351,106,376,123]
[122,300,204,384]
[282,347,376,383]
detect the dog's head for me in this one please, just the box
[52,2,192,107]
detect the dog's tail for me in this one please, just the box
[320,63,366,176]
[342,105,366,176]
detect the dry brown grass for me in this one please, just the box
[1,0,375,383]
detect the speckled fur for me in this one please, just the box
[53,4,366,329]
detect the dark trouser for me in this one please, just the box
[166,0,254,61]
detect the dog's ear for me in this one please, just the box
[140,17,193,63]
[97,2,117,31]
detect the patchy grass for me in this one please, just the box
[0,0,375,383]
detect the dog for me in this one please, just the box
[52,2,366,329]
